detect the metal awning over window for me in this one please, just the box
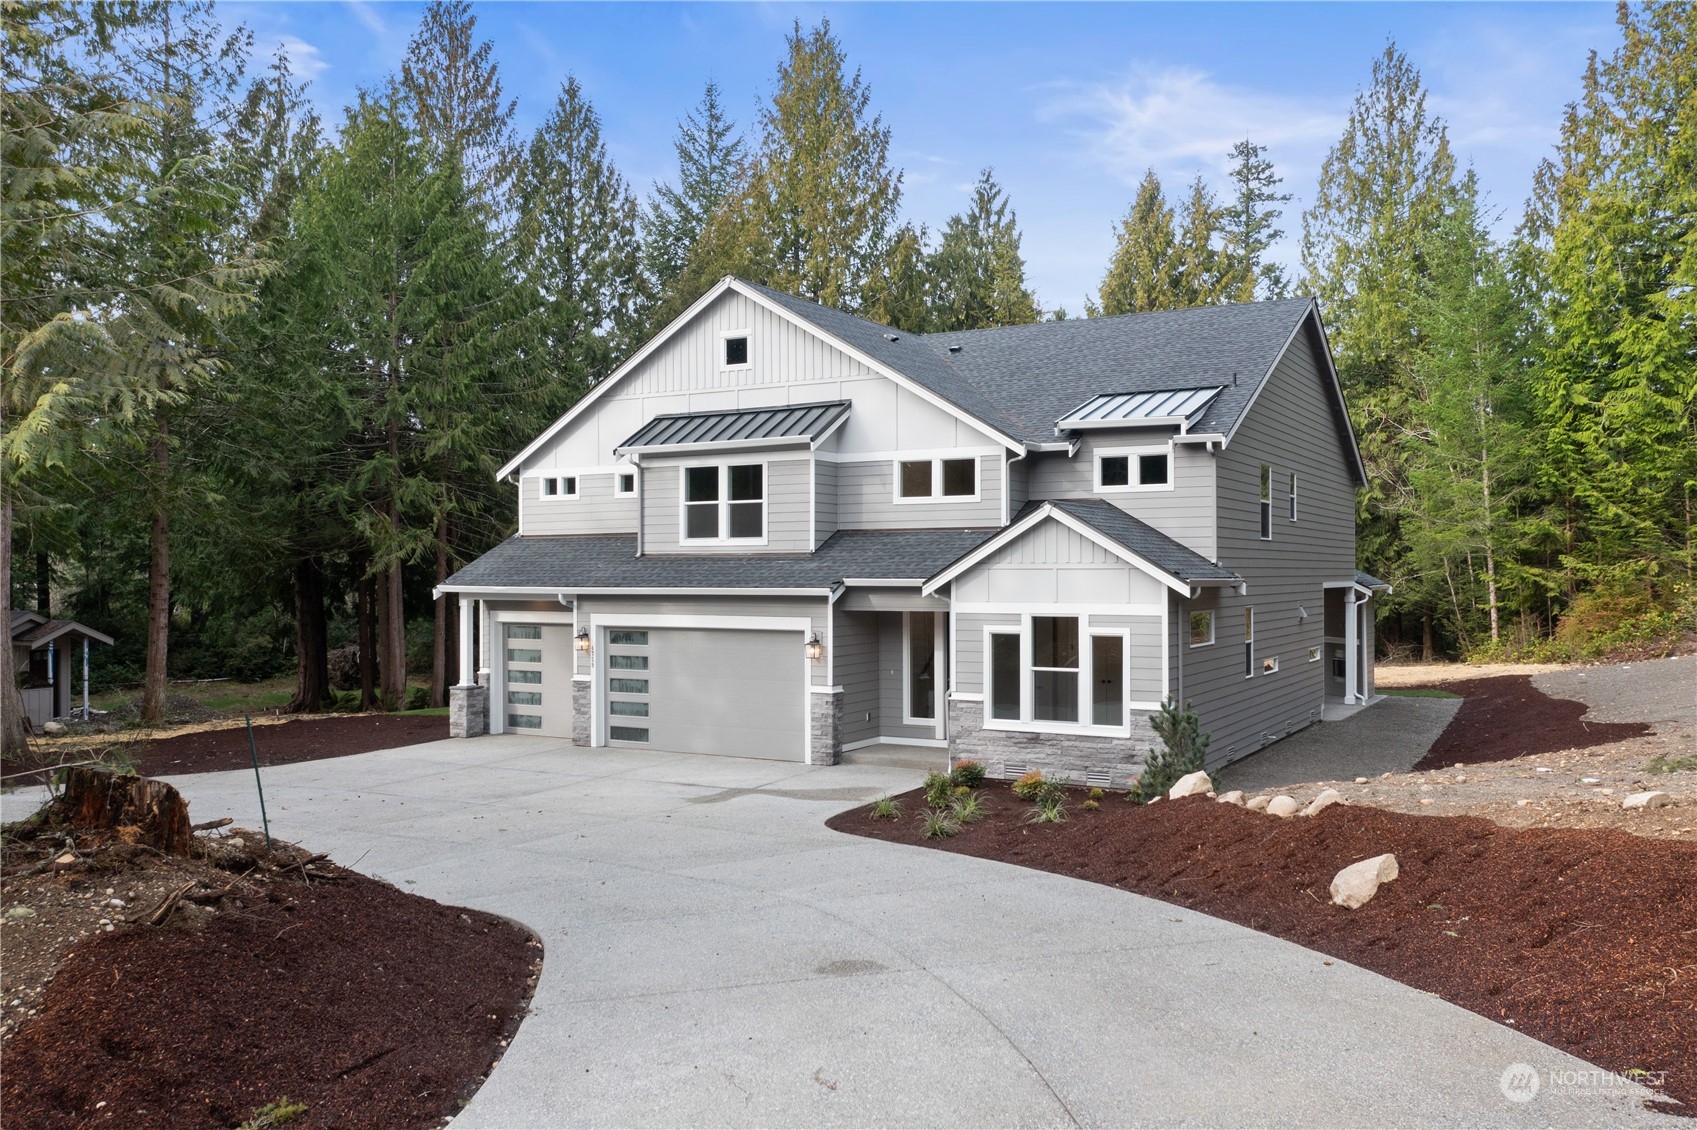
[1055,387,1223,433]
[615,400,851,455]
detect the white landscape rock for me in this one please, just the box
[41,721,66,736]
[1622,791,1672,810]
[1302,789,1343,817]
[1265,795,1301,818]
[1215,790,1246,806]
[1331,853,1400,909]
[1167,771,1215,799]
[1245,796,1272,812]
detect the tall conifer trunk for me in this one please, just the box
[286,556,330,713]
[142,417,171,724]
[356,552,378,712]
[431,515,454,707]
[1,491,31,755]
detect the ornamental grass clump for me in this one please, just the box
[869,795,902,820]
[948,790,984,823]
[1026,794,1067,824]
[1129,697,1212,804]
[920,808,962,839]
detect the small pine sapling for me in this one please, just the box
[1130,697,1212,804]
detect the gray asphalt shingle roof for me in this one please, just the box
[742,279,1314,448]
[1037,499,1242,583]
[442,528,1000,592]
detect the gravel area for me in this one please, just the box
[1218,696,1462,793]
[1534,654,1695,728]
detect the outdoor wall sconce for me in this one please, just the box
[1297,606,1309,622]
[805,634,825,661]
[575,628,592,653]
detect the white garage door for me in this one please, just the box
[603,628,805,761]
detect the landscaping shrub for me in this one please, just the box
[1129,697,1211,804]
[870,795,903,820]
[949,759,986,788]
[923,771,955,809]
[1011,770,1048,801]
[402,685,430,711]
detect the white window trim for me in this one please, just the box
[1094,444,1175,494]
[534,473,579,500]
[1308,646,1322,663]
[1263,656,1280,675]
[1259,465,1273,540]
[980,615,1149,739]
[1289,471,1299,522]
[1188,609,1215,648]
[614,471,638,498]
[902,611,945,731]
[720,327,752,371]
[892,453,982,504]
[1244,607,1255,679]
[678,459,769,546]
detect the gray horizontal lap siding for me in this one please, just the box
[641,455,812,554]
[814,459,838,548]
[521,474,637,536]
[1089,614,1164,704]
[834,609,880,745]
[833,454,1002,531]
[1184,323,1355,768]
[1024,435,1217,561]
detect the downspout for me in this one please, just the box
[1004,448,1027,527]
[630,453,645,557]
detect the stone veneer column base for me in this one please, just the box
[449,685,488,738]
[571,677,592,747]
[809,690,842,765]
[946,700,1154,789]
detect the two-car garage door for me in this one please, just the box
[602,627,805,761]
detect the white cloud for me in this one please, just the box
[1038,64,1343,187]
[345,0,387,39]
[272,34,328,82]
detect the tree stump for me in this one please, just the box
[58,768,192,856]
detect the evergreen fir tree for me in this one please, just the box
[644,81,745,305]
[1221,139,1292,301]
[1172,175,1229,307]
[926,168,1040,331]
[400,0,519,215]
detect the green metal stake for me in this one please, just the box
[245,713,271,851]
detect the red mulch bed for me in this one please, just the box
[1411,675,1649,771]
[1,868,539,1129]
[830,788,1695,1115]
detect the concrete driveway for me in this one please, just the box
[102,738,1680,1127]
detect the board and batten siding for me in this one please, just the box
[640,453,812,554]
[1024,433,1217,561]
[1181,319,1358,768]
[951,518,1167,608]
[831,452,1003,531]
[519,473,636,536]
[521,290,996,474]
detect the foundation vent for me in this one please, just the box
[1002,763,1030,780]
[1085,768,1113,789]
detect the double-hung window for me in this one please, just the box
[1259,465,1273,539]
[986,616,1130,732]
[683,463,764,542]
[1244,608,1255,678]
[1288,472,1298,522]
[1097,447,1172,492]
[897,456,977,501]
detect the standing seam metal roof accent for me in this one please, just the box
[1059,387,1224,426]
[616,400,851,451]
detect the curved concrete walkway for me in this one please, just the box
[62,738,1676,1127]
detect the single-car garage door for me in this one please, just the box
[603,627,805,760]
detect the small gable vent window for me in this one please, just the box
[724,335,749,367]
[1097,448,1172,492]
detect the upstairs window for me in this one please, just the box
[723,334,750,368]
[897,456,977,501]
[541,476,577,499]
[1097,447,1173,492]
[1259,465,1273,539]
[615,472,637,497]
[1189,610,1215,647]
[1289,472,1298,521]
[683,463,764,541]
[1244,608,1255,678]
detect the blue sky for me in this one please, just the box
[226,1,1622,312]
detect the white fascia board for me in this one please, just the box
[496,277,741,479]
[437,584,834,598]
[614,435,814,458]
[1057,416,1189,433]
[809,411,850,449]
[839,578,928,587]
[1026,441,1074,453]
[734,281,1024,455]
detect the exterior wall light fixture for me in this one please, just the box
[805,634,825,661]
[575,628,593,653]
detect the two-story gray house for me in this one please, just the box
[439,276,1387,784]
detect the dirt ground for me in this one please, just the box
[0,787,539,1129]
[2,714,450,787]
[830,787,1695,1116]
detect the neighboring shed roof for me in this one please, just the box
[441,528,1000,592]
[1056,387,1224,432]
[1355,570,1392,591]
[615,400,850,454]
[11,618,114,648]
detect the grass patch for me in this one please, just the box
[1646,755,1697,774]
[1381,687,1462,699]
[397,706,450,717]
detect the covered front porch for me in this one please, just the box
[1322,571,1392,716]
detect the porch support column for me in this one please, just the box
[1343,590,1359,705]
[82,638,90,718]
[448,596,488,737]
[455,597,476,687]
